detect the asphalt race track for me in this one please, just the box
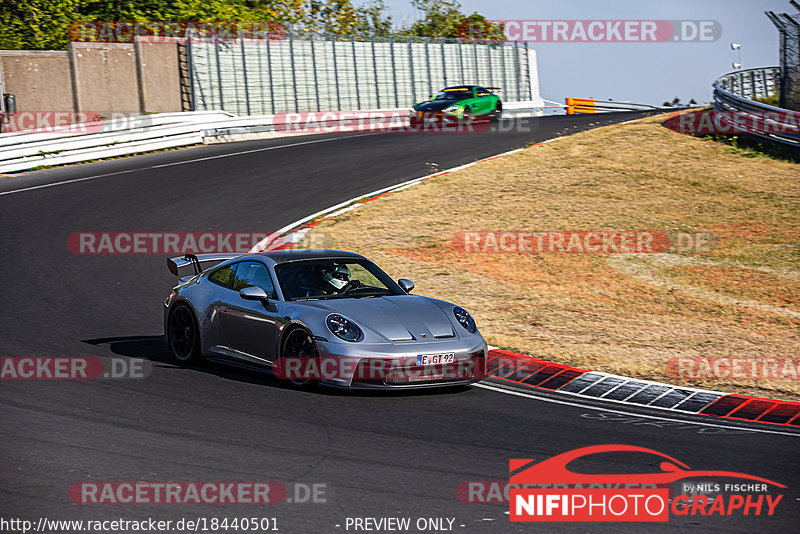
[1,112,798,533]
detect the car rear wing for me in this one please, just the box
[167,253,241,277]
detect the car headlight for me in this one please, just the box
[326,314,362,342]
[443,105,460,113]
[453,307,477,334]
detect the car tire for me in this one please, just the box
[167,304,203,364]
[280,327,319,389]
[491,103,502,122]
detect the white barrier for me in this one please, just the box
[0,112,239,173]
[0,102,543,174]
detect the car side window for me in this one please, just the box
[208,264,238,288]
[476,87,489,97]
[232,261,276,299]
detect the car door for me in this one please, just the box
[219,260,280,362]
[205,262,240,351]
[474,87,492,116]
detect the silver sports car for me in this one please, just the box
[164,249,487,388]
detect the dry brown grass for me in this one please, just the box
[310,114,800,400]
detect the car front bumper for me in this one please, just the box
[309,337,488,389]
[410,110,461,123]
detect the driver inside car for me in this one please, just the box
[321,264,354,294]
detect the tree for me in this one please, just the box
[302,0,360,35]
[671,96,682,107]
[0,0,82,49]
[0,0,492,49]
[78,0,305,22]
[354,0,392,36]
[452,12,504,41]
[0,0,334,49]
[689,98,697,106]
[405,0,463,38]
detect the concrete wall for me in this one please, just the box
[139,42,182,113]
[71,43,141,116]
[0,42,183,130]
[0,50,73,112]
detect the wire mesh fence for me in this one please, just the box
[187,33,537,115]
[766,7,800,111]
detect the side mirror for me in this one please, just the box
[428,95,434,100]
[239,286,269,301]
[398,278,415,293]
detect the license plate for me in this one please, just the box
[417,353,455,366]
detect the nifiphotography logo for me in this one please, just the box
[509,445,785,522]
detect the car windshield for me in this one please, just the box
[275,259,402,301]
[434,89,473,101]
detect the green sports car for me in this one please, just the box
[409,85,502,127]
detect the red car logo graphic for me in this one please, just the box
[510,444,786,487]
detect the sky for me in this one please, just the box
[380,0,793,106]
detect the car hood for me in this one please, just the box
[301,295,457,342]
[415,100,462,112]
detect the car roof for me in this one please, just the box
[257,249,366,264]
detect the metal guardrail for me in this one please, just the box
[590,100,664,112]
[0,103,543,173]
[715,67,780,101]
[0,112,234,173]
[565,97,668,114]
[713,67,800,148]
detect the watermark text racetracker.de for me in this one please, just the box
[273,110,492,134]
[452,230,716,254]
[487,20,720,42]
[3,111,225,135]
[668,357,800,381]
[666,109,800,136]
[0,357,150,380]
[68,481,326,505]
[3,111,103,134]
[69,21,286,43]
[273,355,485,383]
[68,232,284,255]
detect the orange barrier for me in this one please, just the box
[565,97,596,114]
